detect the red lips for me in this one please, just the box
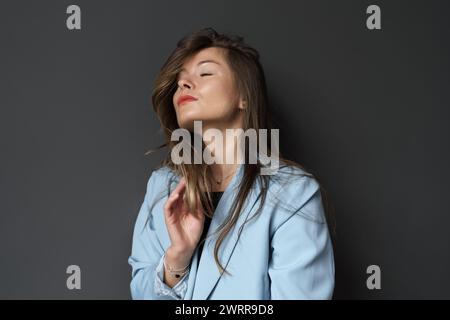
[177,95,198,106]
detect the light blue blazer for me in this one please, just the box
[128,163,335,300]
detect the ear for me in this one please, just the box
[238,99,247,111]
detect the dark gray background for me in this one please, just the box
[1,0,449,299]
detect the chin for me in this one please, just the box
[177,117,196,132]
[177,115,222,133]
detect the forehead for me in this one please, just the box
[180,47,227,70]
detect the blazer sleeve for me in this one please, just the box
[268,178,335,300]
[128,171,190,300]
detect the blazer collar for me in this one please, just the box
[169,163,262,299]
[194,163,262,299]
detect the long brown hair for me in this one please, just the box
[147,27,335,275]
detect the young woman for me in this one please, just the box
[128,28,335,300]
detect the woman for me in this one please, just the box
[128,28,335,300]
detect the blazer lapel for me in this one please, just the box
[192,164,262,299]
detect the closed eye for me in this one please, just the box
[200,73,212,77]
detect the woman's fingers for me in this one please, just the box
[172,178,186,202]
[164,178,187,215]
[164,192,179,214]
[174,178,186,194]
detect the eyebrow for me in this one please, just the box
[180,59,221,72]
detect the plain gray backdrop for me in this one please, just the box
[1,0,449,299]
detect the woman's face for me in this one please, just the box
[173,47,245,132]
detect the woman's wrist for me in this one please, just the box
[165,246,194,270]
[163,246,193,286]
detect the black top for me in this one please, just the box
[197,192,224,261]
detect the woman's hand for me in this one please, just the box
[163,178,205,257]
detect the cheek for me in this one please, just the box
[200,80,237,109]
[172,91,180,106]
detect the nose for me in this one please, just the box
[177,77,193,90]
